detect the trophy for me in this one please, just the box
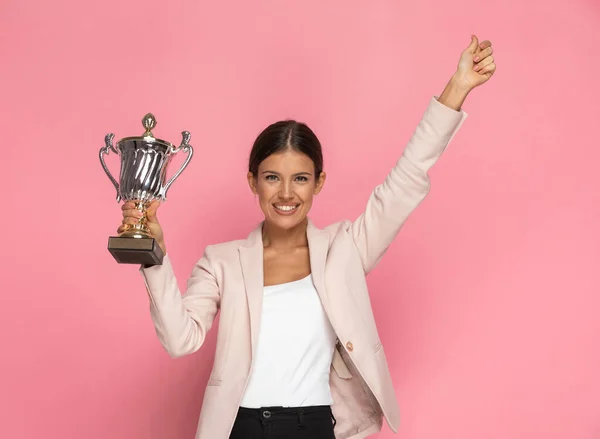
[99,113,193,266]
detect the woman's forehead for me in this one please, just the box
[259,150,314,172]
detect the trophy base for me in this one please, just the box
[108,235,164,266]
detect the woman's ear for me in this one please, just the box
[314,171,326,195]
[247,171,258,194]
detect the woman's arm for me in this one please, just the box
[350,35,496,273]
[349,94,466,273]
[139,249,220,358]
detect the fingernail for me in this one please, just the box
[473,56,480,62]
[474,65,480,71]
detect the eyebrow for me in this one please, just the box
[261,171,313,176]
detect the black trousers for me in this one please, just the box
[229,405,336,439]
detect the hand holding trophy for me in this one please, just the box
[99,113,193,266]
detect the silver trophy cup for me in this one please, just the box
[99,113,193,265]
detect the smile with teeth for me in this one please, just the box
[274,204,299,212]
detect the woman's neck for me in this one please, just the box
[262,218,308,251]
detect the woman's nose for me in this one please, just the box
[279,181,293,198]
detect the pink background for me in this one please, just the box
[2,0,599,438]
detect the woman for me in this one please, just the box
[122,35,496,439]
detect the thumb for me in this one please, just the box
[146,200,160,221]
[467,34,479,53]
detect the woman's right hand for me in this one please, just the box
[119,200,166,254]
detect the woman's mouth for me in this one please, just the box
[273,203,300,215]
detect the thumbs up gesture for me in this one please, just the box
[454,34,496,91]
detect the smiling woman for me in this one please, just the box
[128,35,496,439]
[248,121,325,225]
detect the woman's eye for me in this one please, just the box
[265,175,278,181]
[295,176,308,182]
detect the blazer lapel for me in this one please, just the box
[238,223,264,360]
[306,219,333,318]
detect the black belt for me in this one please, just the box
[237,405,336,428]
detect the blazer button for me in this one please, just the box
[346,341,354,352]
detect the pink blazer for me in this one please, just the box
[140,96,467,439]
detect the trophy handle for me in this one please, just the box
[99,133,122,202]
[162,131,194,200]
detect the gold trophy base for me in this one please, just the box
[107,203,164,266]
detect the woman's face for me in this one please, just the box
[248,149,325,231]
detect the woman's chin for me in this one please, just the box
[266,211,307,230]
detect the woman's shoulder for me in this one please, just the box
[202,237,247,258]
[317,218,354,236]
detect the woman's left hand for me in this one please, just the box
[453,34,496,91]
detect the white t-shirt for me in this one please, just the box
[240,274,337,408]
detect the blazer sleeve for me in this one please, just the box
[138,248,220,358]
[351,96,468,273]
